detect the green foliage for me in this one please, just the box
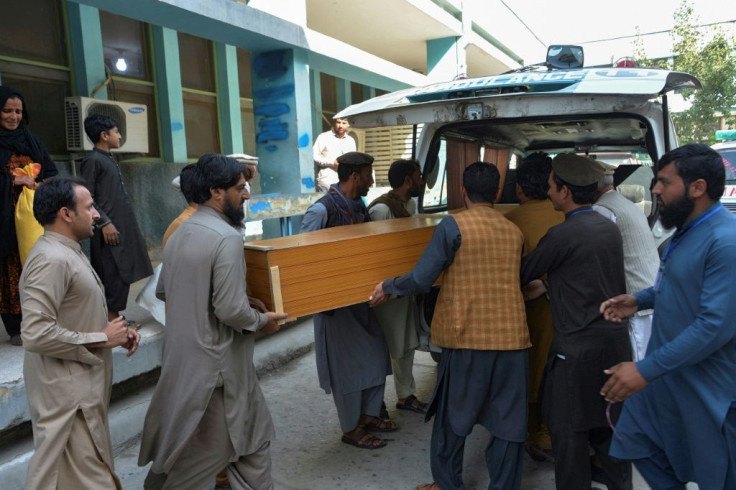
[635,0,736,144]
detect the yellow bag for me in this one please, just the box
[12,164,43,265]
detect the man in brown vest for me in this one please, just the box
[368,159,429,417]
[370,162,530,490]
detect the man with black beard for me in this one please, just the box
[300,152,395,450]
[601,144,736,489]
[139,153,287,489]
[368,160,429,417]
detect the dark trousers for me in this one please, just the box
[1,312,21,336]
[91,246,130,313]
[430,394,524,490]
[549,424,631,490]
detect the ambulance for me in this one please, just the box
[336,46,701,354]
[713,129,736,214]
[339,46,700,224]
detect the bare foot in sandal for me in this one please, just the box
[341,427,386,449]
[359,415,399,432]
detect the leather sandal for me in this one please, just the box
[396,394,428,414]
[341,428,386,449]
[360,415,398,432]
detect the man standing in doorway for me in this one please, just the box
[313,117,356,192]
[368,159,429,416]
[21,176,140,489]
[371,162,530,490]
[301,151,395,450]
[139,154,286,489]
[600,144,736,489]
[80,114,152,325]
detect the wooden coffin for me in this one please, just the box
[243,214,446,320]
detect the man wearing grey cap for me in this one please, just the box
[300,151,395,450]
[520,153,632,490]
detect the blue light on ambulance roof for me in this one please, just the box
[403,68,666,103]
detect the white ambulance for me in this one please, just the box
[713,129,736,215]
[337,46,701,354]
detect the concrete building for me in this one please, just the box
[0,1,541,479]
[0,0,542,249]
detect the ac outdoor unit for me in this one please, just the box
[65,96,149,153]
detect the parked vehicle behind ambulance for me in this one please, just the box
[713,129,736,215]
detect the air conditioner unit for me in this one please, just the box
[64,96,149,153]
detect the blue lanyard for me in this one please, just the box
[566,207,594,219]
[654,204,722,291]
[661,204,722,262]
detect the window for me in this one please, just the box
[179,33,219,158]
[100,11,160,157]
[351,82,365,105]
[319,73,337,132]
[0,0,70,156]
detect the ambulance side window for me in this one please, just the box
[422,137,448,210]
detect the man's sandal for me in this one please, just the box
[416,483,441,490]
[360,415,398,432]
[341,428,386,449]
[396,394,428,414]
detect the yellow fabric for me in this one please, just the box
[12,163,43,265]
[505,199,564,403]
[431,206,530,350]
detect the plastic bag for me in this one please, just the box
[12,163,43,265]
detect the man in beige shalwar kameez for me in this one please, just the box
[138,153,286,489]
[20,176,140,490]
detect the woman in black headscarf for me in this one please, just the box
[0,86,58,346]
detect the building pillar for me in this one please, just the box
[250,48,313,236]
[151,26,187,162]
[215,43,243,155]
[427,36,463,83]
[67,3,107,98]
[363,86,376,101]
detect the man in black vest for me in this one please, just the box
[300,152,395,450]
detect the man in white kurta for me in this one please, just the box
[138,154,286,489]
[21,176,139,490]
[313,118,356,192]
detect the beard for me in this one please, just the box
[223,199,245,229]
[659,192,695,229]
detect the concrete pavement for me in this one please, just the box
[113,348,658,490]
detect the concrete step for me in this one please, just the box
[0,317,314,488]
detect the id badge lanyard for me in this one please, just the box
[654,204,722,292]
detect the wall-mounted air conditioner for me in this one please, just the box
[65,96,149,153]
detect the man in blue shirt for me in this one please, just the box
[600,144,736,489]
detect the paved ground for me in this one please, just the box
[114,349,660,490]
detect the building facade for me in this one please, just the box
[0,0,540,247]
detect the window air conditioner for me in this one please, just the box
[64,96,149,153]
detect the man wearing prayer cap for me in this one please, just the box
[520,153,633,489]
[300,151,396,449]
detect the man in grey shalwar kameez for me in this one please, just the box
[21,176,140,490]
[300,151,394,450]
[367,159,429,415]
[138,154,287,489]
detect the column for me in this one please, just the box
[151,26,187,162]
[67,3,107,98]
[250,48,314,237]
[215,43,243,155]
